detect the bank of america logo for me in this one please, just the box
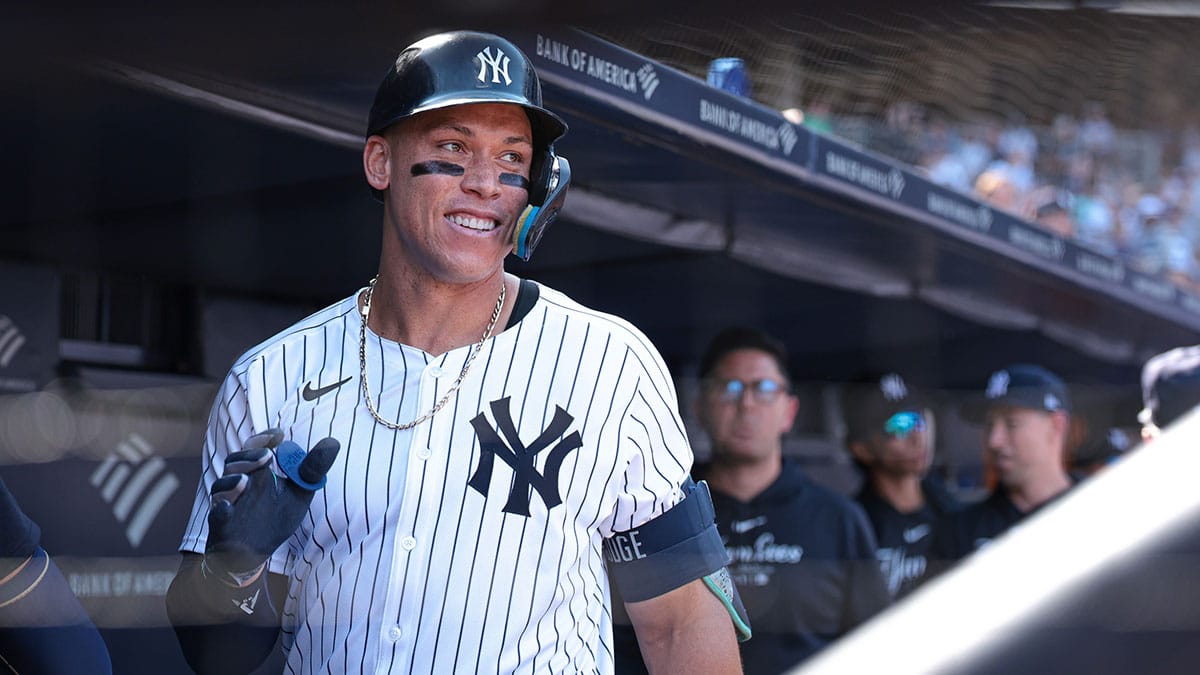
[0,315,25,368]
[89,434,179,548]
[778,121,798,156]
[636,64,659,100]
[888,168,907,199]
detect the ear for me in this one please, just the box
[777,393,800,435]
[847,439,873,465]
[363,135,392,192]
[1049,410,1070,437]
[1141,424,1159,443]
[1048,411,1072,457]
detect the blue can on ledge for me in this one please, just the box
[707,57,750,98]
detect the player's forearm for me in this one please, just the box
[630,581,743,675]
[166,554,281,675]
[0,549,112,674]
[646,629,742,673]
[638,610,742,675]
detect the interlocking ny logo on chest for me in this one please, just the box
[468,397,582,516]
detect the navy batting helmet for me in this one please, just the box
[367,31,570,260]
[367,31,566,147]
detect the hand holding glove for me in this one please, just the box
[203,429,340,584]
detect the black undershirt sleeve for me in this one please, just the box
[166,552,288,675]
[506,278,540,328]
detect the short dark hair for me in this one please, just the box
[699,327,791,383]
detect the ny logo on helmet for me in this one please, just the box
[986,370,1010,399]
[879,373,908,401]
[476,46,512,86]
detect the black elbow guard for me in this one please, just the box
[604,479,751,641]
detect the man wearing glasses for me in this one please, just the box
[692,328,889,674]
[843,373,960,599]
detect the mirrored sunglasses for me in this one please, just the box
[883,411,926,439]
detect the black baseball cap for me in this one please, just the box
[963,364,1070,423]
[1140,345,1200,428]
[844,372,924,441]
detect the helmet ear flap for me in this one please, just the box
[527,144,555,207]
[513,151,570,261]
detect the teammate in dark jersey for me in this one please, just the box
[694,328,888,674]
[0,474,111,673]
[931,364,1074,563]
[843,373,960,598]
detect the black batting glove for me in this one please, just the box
[203,429,340,583]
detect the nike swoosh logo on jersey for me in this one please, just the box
[903,523,932,543]
[302,376,353,401]
[729,516,768,534]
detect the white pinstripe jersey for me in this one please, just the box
[180,281,693,674]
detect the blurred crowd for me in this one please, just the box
[798,100,1200,292]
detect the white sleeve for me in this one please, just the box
[600,341,694,537]
[178,368,255,555]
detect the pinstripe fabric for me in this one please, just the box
[180,282,693,674]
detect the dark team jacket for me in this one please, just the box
[929,483,1074,568]
[698,459,891,675]
[855,477,961,598]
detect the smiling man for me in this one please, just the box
[166,31,744,675]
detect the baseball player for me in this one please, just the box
[843,372,960,598]
[166,31,747,675]
[931,364,1074,562]
[0,474,112,673]
[1139,344,1200,441]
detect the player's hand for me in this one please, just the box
[203,429,340,583]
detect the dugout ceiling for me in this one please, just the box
[0,5,1196,393]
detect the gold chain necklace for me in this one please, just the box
[358,276,506,431]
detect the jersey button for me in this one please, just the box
[427,366,445,378]
[387,625,402,641]
[400,536,417,550]
[416,448,432,460]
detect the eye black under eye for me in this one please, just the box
[411,161,465,177]
[499,173,530,190]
